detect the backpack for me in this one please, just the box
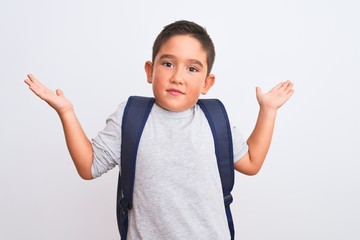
[116,96,235,240]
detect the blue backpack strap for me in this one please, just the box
[197,99,235,240]
[116,96,155,239]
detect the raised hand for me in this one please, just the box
[255,80,294,111]
[24,74,73,115]
[234,80,295,175]
[24,73,93,179]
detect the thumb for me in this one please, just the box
[56,89,64,97]
[255,86,262,97]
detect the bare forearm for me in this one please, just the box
[235,81,294,175]
[246,108,277,172]
[58,110,93,180]
[24,74,94,179]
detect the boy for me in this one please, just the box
[25,20,294,239]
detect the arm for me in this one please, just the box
[24,74,93,180]
[234,80,294,175]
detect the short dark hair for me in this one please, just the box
[152,20,215,75]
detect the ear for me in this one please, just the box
[201,74,215,95]
[144,61,153,83]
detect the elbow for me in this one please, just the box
[243,162,263,176]
[80,174,94,180]
[245,155,264,176]
[245,168,261,176]
[75,159,94,180]
[78,169,94,180]
[79,174,94,180]
[236,165,261,176]
[242,167,260,176]
[234,154,263,176]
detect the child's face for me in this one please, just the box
[145,35,215,112]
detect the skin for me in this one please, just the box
[145,35,215,112]
[24,75,94,179]
[24,34,294,179]
[235,81,294,175]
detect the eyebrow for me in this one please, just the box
[159,54,204,68]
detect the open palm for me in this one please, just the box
[256,80,294,110]
[24,74,73,115]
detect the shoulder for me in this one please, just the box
[105,100,128,126]
[196,98,228,114]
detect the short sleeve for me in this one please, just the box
[231,125,249,163]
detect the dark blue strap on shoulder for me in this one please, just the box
[117,96,155,239]
[197,98,235,240]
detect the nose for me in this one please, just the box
[171,68,184,84]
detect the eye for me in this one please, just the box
[187,66,198,73]
[163,61,174,68]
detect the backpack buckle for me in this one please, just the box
[224,194,233,206]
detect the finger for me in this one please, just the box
[27,74,38,84]
[287,88,295,97]
[24,74,36,86]
[283,81,294,93]
[56,89,64,97]
[24,76,42,93]
[24,75,51,99]
[24,77,40,92]
[270,81,284,92]
[277,80,291,91]
[255,86,262,97]
[27,74,46,89]
[24,78,32,87]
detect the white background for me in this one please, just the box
[1,0,359,239]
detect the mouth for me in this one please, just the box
[166,88,184,95]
